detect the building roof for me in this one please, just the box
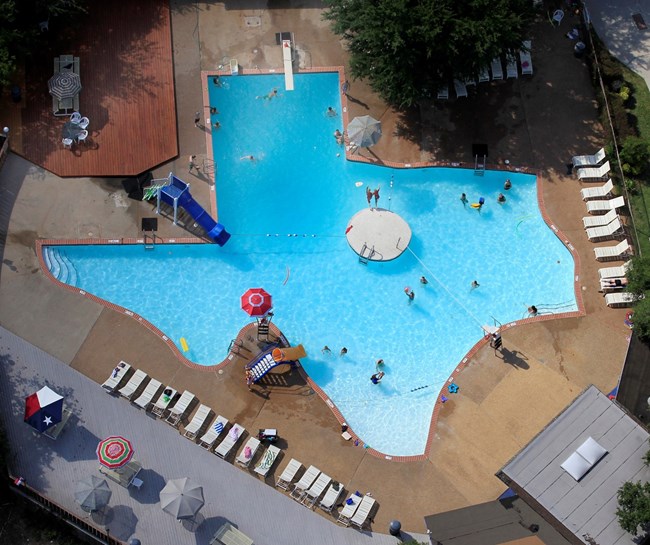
[499,385,649,545]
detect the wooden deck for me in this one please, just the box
[9,0,177,177]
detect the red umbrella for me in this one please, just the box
[241,288,272,317]
[97,436,134,469]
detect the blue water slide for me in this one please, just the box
[160,176,231,246]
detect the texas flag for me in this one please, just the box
[24,386,64,433]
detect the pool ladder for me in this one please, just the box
[358,243,376,265]
[474,154,486,176]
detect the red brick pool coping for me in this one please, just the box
[34,66,585,463]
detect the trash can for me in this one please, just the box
[389,520,402,537]
[574,41,586,58]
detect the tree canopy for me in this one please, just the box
[616,480,650,535]
[0,0,87,88]
[323,0,534,108]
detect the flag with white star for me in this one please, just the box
[24,386,64,433]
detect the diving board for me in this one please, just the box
[282,40,294,91]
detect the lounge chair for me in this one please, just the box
[599,263,630,279]
[605,292,640,308]
[198,415,228,449]
[235,437,261,467]
[478,67,490,83]
[436,85,449,100]
[519,41,533,75]
[490,57,503,80]
[254,445,281,477]
[581,179,613,201]
[464,76,476,87]
[165,390,195,427]
[506,55,518,78]
[319,482,345,513]
[101,361,131,392]
[276,458,302,490]
[289,465,320,500]
[586,195,625,215]
[586,217,624,241]
[583,208,617,229]
[337,494,362,526]
[300,472,331,508]
[600,277,627,292]
[453,79,468,98]
[118,369,149,401]
[350,494,377,530]
[183,404,212,440]
[573,147,606,169]
[594,240,632,261]
[151,386,177,417]
[578,161,611,181]
[215,423,245,459]
[133,379,162,410]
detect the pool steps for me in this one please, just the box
[44,247,78,287]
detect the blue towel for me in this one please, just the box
[214,422,224,433]
[346,498,354,505]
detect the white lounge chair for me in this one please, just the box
[581,179,613,201]
[254,445,281,477]
[586,217,624,241]
[319,482,345,513]
[600,277,627,292]
[276,458,302,490]
[573,147,606,169]
[337,494,362,526]
[586,195,625,215]
[464,76,476,87]
[118,369,149,401]
[290,465,320,500]
[506,55,518,78]
[215,423,245,459]
[599,263,630,279]
[490,57,503,80]
[133,379,162,410]
[350,494,377,529]
[594,240,632,261]
[151,386,176,417]
[235,437,261,467]
[605,292,639,308]
[453,79,467,98]
[436,85,449,100]
[583,208,617,229]
[300,472,331,508]
[519,41,533,75]
[101,361,131,392]
[183,404,212,440]
[198,415,228,450]
[478,67,490,83]
[165,390,195,427]
[578,161,611,181]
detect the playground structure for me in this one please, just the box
[145,173,231,246]
[247,344,307,383]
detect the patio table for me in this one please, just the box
[98,459,142,488]
[62,121,84,141]
[210,522,253,545]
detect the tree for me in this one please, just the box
[323,0,534,108]
[616,481,650,535]
[620,136,650,177]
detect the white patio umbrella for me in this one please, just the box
[160,477,204,520]
[347,115,382,148]
[75,475,112,512]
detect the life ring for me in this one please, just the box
[625,311,634,329]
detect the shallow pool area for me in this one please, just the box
[44,72,577,456]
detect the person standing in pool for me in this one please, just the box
[366,186,373,207]
[370,371,384,384]
[373,186,380,207]
[340,347,348,356]
[460,193,468,205]
[471,280,480,290]
[327,106,337,117]
[504,179,512,190]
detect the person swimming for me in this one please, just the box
[370,371,385,384]
[497,193,506,203]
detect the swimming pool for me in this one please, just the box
[45,72,577,456]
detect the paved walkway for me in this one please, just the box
[0,326,427,545]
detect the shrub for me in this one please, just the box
[620,136,650,176]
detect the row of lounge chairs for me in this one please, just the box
[573,153,637,308]
[436,41,533,100]
[274,458,375,528]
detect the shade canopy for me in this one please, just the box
[160,477,204,520]
[241,287,272,317]
[75,475,112,512]
[347,115,382,148]
[24,386,64,433]
[48,72,82,100]
[97,436,134,469]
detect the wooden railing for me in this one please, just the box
[0,134,9,171]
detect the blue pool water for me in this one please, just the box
[45,72,577,456]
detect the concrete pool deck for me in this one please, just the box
[0,1,633,538]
